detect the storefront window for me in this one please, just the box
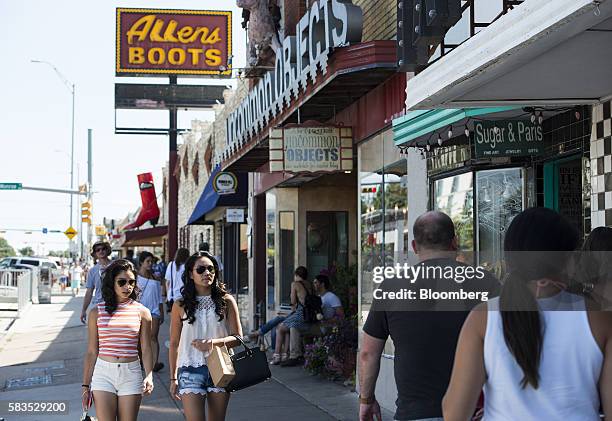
[266,193,276,311]
[279,211,295,306]
[306,211,348,278]
[434,172,474,251]
[359,131,407,307]
[476,168,523,277]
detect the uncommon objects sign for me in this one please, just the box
[116,8,232,76]
[269,126,353,172]
[473,120,543,158]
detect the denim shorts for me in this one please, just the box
[177,365,226,396]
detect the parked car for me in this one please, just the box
[0,257,59,285]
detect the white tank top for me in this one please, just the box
[177,295,229,369]
[483,292,603,421]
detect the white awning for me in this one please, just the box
[405,0,612,110]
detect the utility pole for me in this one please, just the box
[31,59,76,260]
[168,76,178,260]
[88,129,93,255]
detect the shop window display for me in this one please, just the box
[434,172,474,252]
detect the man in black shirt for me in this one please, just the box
[358,211,499,421]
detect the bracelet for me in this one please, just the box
[82,384,90,388]
[359,394,376,404]
[170,378,177,381]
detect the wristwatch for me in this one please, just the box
[359,394,376,404]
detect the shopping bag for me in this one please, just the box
[225,335,271,392]
[207,344,236,387]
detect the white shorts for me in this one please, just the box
[91,358,143,396]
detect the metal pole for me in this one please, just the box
[70,84,76,260]
[168,76,178,260]
[88,129,93,255]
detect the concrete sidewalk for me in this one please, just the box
[0,293,380,420]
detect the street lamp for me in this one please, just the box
[32,59,76,259]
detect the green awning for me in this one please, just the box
[393,106,519,147]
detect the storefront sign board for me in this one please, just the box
[226,209,244,223]
[269,126,353,172]
[213,172,237,195]
[116,8,232,76]
[473,120,543,158]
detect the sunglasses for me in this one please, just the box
[195,265,215,274]
[94,247,106,253]
[116,279,136,287]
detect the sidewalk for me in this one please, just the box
[0,292,381,420]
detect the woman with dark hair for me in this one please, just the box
[165,247,190,313]
[137,251,165,372]
[168,251,242,421]
[82,259,154,421]
[270,266,313,365]
[577,226,612,309]
[443,207,612,420]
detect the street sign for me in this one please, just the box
[64,227,77,240]
[42,228,48,234]
[0,183,22,190]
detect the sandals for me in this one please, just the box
[270,353,288,365]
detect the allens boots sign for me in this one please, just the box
[116,8,232,76]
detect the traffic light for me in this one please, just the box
[81,201,92,224]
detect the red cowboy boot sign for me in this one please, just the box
[123,172,160,230]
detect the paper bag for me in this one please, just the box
[207,345,236,387]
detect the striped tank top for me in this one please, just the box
[97,299,144,358]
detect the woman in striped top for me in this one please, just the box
[82,259,154,421]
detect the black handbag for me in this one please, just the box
[225,335,271,392]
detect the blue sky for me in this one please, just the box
[0,0,246,254]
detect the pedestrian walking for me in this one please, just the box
[359,211,500,421]
[168,251,243,421]
[70,263,83,296]
[165,247,190,313]
[577,226,612,309]
[82,259,154,421]
[136,251,165,372]
[443,207,612,420]
[81,241,112,324]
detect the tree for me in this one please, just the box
[0,237,15,258]
[18,246,34,257]
[49,250,70,258]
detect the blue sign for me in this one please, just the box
[42,228,48,234]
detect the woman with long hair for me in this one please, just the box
[168,251,243,421]
[577,226,612,309]
[443,208,612,420]
[271,266,312,365]
[82,259,154,421]
[137,251,165,372]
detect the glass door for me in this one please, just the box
[475,168,524,277]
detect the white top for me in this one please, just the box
[177,295,229,369]
[164,262,185,301]
[483,292,603,421]
[70,266,83,281]
[321,291,342,320]
[136,275,163,317]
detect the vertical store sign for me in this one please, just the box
[116,8,232,76]
[225,0,363,153]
